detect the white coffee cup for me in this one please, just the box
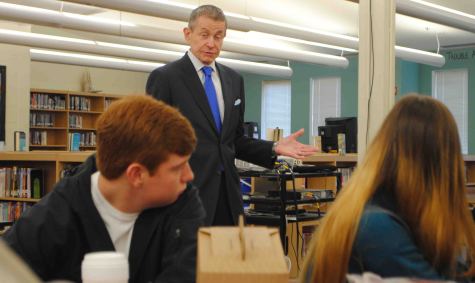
[81,252,128,283]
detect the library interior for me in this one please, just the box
[1,0,475,282]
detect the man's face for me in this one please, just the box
[184,16,226,65]
[142,153,194,208]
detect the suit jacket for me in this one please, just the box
[3,154,206,283]
[146,54,274,224]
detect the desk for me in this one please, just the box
[240,170,340,249]
[240,168,339,278]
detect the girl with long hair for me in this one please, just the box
[301,94,475,282]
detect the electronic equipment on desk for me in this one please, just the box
[245,190,335,213]
[276,156,302,167]
[318,116,357,153]
[275,160,337,174]
[245,210,323,222]
[243,121,260,139]
[292,164,337,173]
[236,159,268,172]
[251,189,334,201]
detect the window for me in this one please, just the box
[261,80,291,139]
[432,69,468,154]
[310,77,341,141]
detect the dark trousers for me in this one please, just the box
[212,173,234,226]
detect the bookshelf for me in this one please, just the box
[29,89,122,151]
[0,151,91,230]
[0,151,91,194]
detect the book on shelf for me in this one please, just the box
[69,132,81,151]
[70,96,91,111]
[14,131,26,151]
[0,202,33,222]
[30,93,66,110]
[30,112,55,127]
[69,114,83,129]
[30,130,48,146]
[0,167,44,199]
[30,168,44,199]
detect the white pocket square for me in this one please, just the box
[234,99,241,106]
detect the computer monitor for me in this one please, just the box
[243,122,260,139]
[318,117,357,153]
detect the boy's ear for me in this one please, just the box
[125,163,146,188]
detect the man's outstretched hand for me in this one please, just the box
[274,128,318,159]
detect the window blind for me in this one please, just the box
[432,69,468,154]
[261,80,291,139]
[310,77,341,139]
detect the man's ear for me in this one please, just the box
[183,27,191,42]
[125,163,146,188]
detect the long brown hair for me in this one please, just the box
[302,94,475,282]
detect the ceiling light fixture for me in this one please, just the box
[395,46,444,67]
[61,0,446,67]
[30,48,293,77]
[0,29,292,77]
[30,48,164,72]
[0,2,135,26]
[396,0,475,34]
[247,31,358,53]
[0,2,347,68]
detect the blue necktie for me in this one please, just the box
[202,66,222,133]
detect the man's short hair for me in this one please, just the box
[188,4,227,30]
[95,95,196,179]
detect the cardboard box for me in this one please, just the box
[197,222,289,283]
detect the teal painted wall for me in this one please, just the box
[241,55,359,143]
[241,50,474,152]
[397,60,420,99]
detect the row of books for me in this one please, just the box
[70,96,92,111]
[30,93,66,110]
[0,167,44,199]
[30,112,56,127]
[0,202,33,223]
[105,98,116,110]
[69,114,83,129]
[69,132,96,150]
[30,130,48,145]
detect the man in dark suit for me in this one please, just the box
[146,4,316,225]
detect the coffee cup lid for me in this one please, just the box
[81,252,128,281]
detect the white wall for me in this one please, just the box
[31,62,149,95]
[0,22,30,151]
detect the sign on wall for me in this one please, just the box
[446,50,475,62]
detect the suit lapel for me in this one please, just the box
[217,63,234,139]
[179,55,220,137]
